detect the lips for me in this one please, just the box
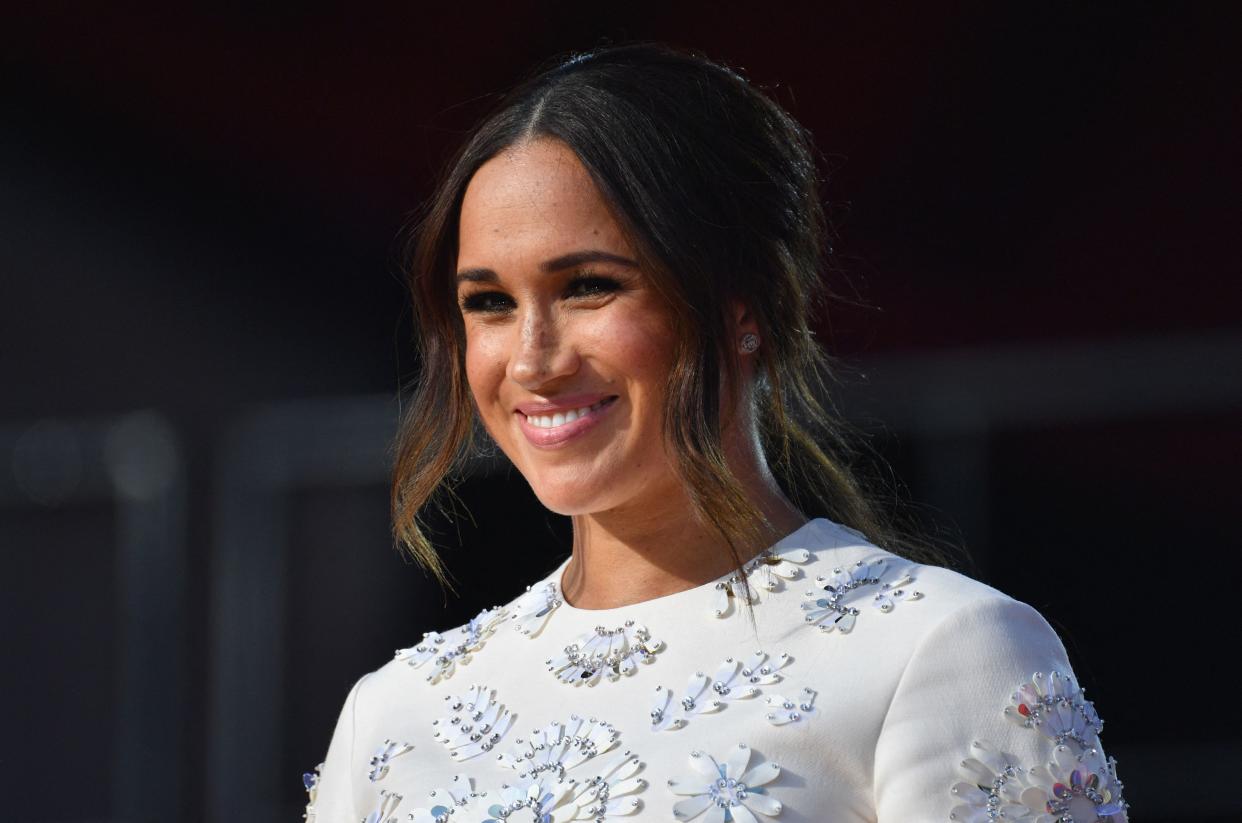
[515,395,619,448]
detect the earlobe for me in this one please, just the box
[729,299,761,355]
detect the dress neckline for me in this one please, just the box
[542,517,842,621]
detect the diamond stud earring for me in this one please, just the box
[739,333,760,353]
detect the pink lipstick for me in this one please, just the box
[515,395,619,448]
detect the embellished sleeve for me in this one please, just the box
[873,595,1129,822]
[304,674,370,822]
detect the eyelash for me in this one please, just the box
[459,270,622,314]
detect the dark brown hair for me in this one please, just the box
[392,42,946,587]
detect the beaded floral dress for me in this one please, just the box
[305,518,1128,823]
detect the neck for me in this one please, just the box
[559,454,807,610]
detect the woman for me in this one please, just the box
[306,44,1128,822]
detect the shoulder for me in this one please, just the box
[885,562,1073,706]
[804,517,1073,690]
[804,519,1064,656]
[903,562,1064,653]
[860,563,1128,818]
[793,521,1079,734]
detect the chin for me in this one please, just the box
[523,471,623,516]
[529,487,608,517]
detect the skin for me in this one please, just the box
[456,137,805,609]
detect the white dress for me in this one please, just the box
[305,517,1129,823]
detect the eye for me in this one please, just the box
[564,272,622,299]
[459,291,514,314]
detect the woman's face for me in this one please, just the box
[456,138,682,516]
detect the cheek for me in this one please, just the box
[589,310,677,409]
[463,332,507,412]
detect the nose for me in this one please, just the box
[506,303,579,390]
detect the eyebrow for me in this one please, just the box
[455,249,640,284]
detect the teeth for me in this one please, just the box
[525,398,611,429]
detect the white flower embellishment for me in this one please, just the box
[496,715,647,820]
[949,740,1042,821]
[1004,670,1103,751]
[367,739,413,781]
[650,651,790,732]
[949,742,1128,823]
[948,670,1129,822]
[712,545,812,618]
[493,753,646,821]
[394,606,508,685]
[510,579,562,638]
[407,775,502,823]
[668,743,783,822]
[405,717,647,822]
[497,715,623,781]
[764,687,817,726]
[431,684,515,761]
[801,557,922,634]
[547,621,664,685]
[1035,744,1127,822]
[363,788,403,823]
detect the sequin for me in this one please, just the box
[430,684,515,761]
[367,739,413,782]
[362,788,403,823]
[406,775,503,823]
[946,740,1041,822]
[1029,745,1128,822]
[712,543,813,619]
[1004,671,1103,751]
[394,605,508,685]
[495,715,648,819]
[667,743,783,820]
[801,558,923,634]
[546,621,664,685]
[947,671,1129,822]
[764,687,817,726]
[650,651,790,732]
[510,580,563,638]
[301,762,322,823]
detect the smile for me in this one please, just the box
[516,396,619,448]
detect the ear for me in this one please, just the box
[729,299,759,336]
[727,299,763,364]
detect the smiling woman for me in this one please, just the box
[389,43,908,607]
[307,43,1130,823]
[455,141,681,520]
[451,138,799,601]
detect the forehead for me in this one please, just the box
[457,138,631,267]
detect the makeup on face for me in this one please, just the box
[455,138,681,516]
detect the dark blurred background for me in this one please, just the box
[3,3,1239,821]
